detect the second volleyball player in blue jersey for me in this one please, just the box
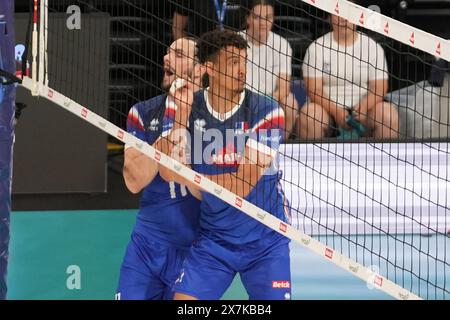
[117,37,203,300]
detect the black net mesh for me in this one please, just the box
[25,0,450,299]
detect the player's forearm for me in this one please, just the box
[159,164,201,196]
[187,185,202,200]
[156,110,190,157]
[159,165,186,185]
[206,164,265,198]
[123,151,158,193]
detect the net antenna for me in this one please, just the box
[20,0,450,300]
[31,0,39,94]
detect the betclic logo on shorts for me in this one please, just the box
[272,280,290,289]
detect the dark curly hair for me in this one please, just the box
[197,28,248,64]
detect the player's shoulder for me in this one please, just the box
[192,89,208,111]
[132,94,166,114]
[245,89,279,114]
[193,89,205,102]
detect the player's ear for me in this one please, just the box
[196,64,206,78]
[204,61,214,77]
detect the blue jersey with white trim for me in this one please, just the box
[189,89,290,244]
[127,95,200,248]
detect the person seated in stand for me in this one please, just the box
[299,11,398,140]
[240,0,307,139]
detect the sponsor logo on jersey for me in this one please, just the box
[211,143,243,167]
[194,119,207,133]
[149,119,160,131]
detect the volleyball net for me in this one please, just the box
[17,0,450,299]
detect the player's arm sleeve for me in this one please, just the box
[126,103,161,147]
[126,105,146,143]
[123,104,160,193]
[247,98,285,163]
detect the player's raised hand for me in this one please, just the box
[169,77,194,110]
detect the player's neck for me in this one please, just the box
[208,86,242,114]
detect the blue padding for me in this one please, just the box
[0,0,16,300]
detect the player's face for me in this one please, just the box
[213,46,246,94]
[247,4,274,42]
[331,15,356,36]
[162,38,197,91]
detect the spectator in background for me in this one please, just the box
[429,59,450,87]
[172,0,247,40]
[299,13,399,140]
[240,0,306,139]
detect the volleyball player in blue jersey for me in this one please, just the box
[162,29,292,300]
[116,37,203,300]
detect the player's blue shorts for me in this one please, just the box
[174,232,291,300]
[116,232,188,300]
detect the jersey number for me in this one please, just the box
[169,181,188,199]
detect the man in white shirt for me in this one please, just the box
[300,13,398,139]
[240,0,302,139]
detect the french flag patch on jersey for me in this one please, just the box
[234,121,249,135]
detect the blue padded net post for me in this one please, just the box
[0,0,16,300]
